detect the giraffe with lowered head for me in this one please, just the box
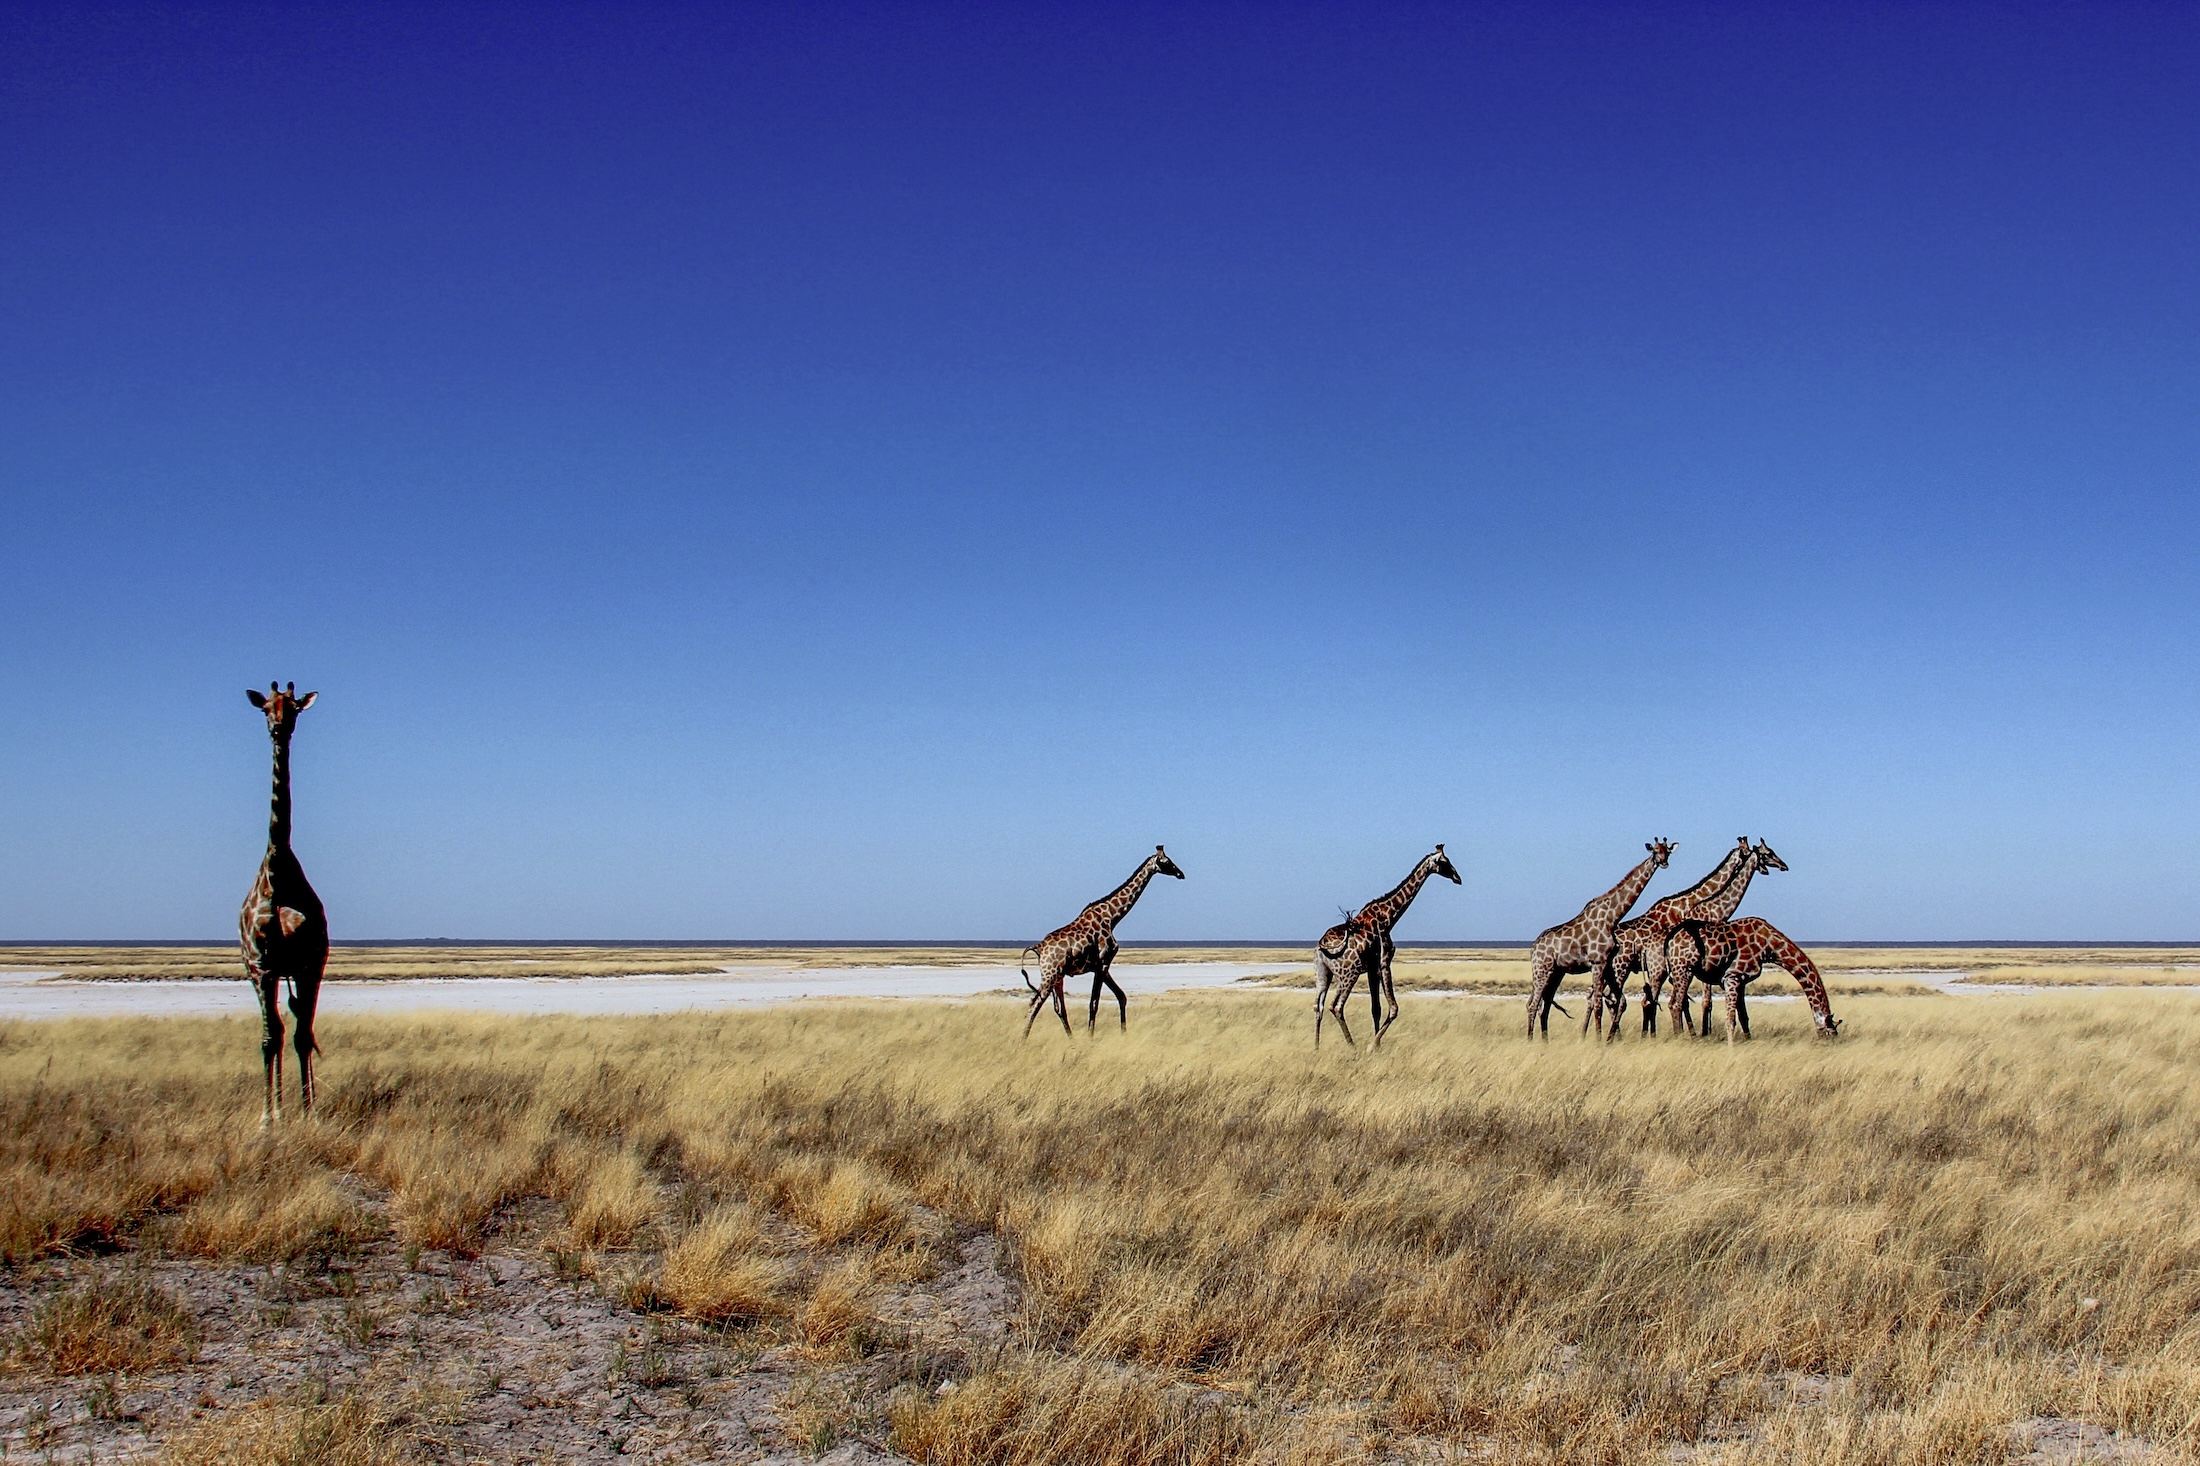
[1587,836,1752,1040]
[1525,839,1674,1039]
[240,683,329,1124]
[1312,844,1462,1048]
[1022,846,1186,1038]
[1665,915,1840,1041]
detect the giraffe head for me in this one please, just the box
[1646,838,1675,869]
[1430,844,1462,884]
[1152,845,1186,879]
[247,682,317,739]
[1752,840,1788,874]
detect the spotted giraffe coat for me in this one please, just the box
[1591,837,1753,1036]
[1022,846,1184,1037]
[1313,845,1461,1047]
[1668,915,1840,1041]
[1525,840,1673,1038]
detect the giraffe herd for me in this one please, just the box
[236,686,1837,1122]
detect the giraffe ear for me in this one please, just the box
[247,689,268,708]
[296,691,317,710]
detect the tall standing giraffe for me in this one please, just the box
[1648,839,1785,1034]
[1587,836,1752,1040]
[1665,915,1840,1041]
[1312,844,1462,1048]
[240,683,329,1125]
[1021,846,1186,1038]
[1524,839,1674,1039]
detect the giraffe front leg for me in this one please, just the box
[1313,953,1334,1048]
[254,975,285,1127]
[1097,969,1128,1031]
[1374,953,1400,1048]
[1724,978,1743,1043]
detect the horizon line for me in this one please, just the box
[4,938,2197,950]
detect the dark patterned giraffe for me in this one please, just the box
[1021,846,1186,1038]
[240,683,329,1124]
[1666,915,1840,1041]
[1588,836,1752,1040]
[1636,840,1786,1034]
[1524,839,1674,1039]
[1655,840,1787,1034]
[1312,844,1462,1048]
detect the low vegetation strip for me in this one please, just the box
[1,992,2196,1462]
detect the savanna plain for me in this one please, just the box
[3,947,2199,1464]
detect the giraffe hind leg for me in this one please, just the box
[289,975,322,1114]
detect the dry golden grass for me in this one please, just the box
[7,991,2200,1463]
[7,1271,199,1376]
[158,1390,417,1466]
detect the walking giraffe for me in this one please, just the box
[1022,846,1186,1038]
[1524,839,1673,1039]
[240,683,329,1125]
[1665,915,1840,1041]
[1312,845,1462,1048]
[1646,839,1785,1034]
[1586,836,1751,1040]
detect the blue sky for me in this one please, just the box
[2,3,2195,941]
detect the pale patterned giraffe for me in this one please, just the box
[240,683,329,1125]
[1524,840,1674,1039]
[1654,839,1787,1034]
[1022,846,1186,1038]
[1666,915,1840,1041]
[1312,845,1462,1048]
[1587,836,1752,1040]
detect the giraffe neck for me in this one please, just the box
[267,733,293,851]
[1090,856,1161,931]
[1586,852,1663,931]
[1758,924,1835,1029]
[1360,854,1442,933]
[1694,853,1761,924]
[1667,843,1749,917]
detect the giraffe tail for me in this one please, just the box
[1020,946,1039,994]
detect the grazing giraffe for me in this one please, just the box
[1666,915,1840,1041]
[1655,840,1787,1034]
[1524,839,1674,1039]
[1021,846,1186,1038]
[240,683,329,1125]
[1312,844,1462,1048]
[1588,836,1752,1040]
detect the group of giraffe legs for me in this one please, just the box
[249,972,322,1125]
[1021,940,1131,1038]
[1583,920,1841,1044]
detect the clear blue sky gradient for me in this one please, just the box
[3,3,2196,940]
